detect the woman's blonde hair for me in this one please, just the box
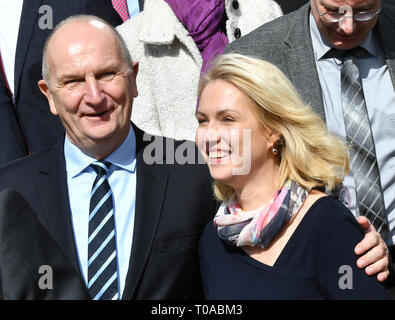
[198,53,349,201]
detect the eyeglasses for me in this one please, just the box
[314,0,381,23]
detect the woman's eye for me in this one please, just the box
[197,118,207,124]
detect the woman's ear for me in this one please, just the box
[265,128,282,150]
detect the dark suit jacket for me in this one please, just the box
[0,0,122,165]
[226,2,395,122]
[0,124,218,299]
[0,189,91,300]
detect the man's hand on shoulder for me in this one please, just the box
[355,216,389,282]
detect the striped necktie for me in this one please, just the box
[339,47,389,237]
[112,0,130,22]
[88,161,119,300]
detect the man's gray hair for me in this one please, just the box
[42,15,133,84]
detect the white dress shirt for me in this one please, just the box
[126,0,140,17]
[65,126,137,296]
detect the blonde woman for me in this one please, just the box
[195,54,388,299]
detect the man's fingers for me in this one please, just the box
[356,215,375,232]
[355,230,381,255]
[357,243,388,269]
[377,270,390,283]
[362,258,389,282]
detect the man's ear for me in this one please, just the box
[131,61,139,98]
[38,79,58,116]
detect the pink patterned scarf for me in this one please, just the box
[214,180,309,248]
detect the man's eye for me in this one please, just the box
[223,117,234,122]
[97,72,116,80]
[64,79,83,87]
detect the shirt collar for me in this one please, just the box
[65,125,137,178]
[309,12,378,60]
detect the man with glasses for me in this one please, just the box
[226,0,395,292]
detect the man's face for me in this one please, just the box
[311,0,381,50]
[39,21,138,158]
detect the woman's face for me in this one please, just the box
[195,79,277,189]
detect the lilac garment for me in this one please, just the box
[164,0,229,73]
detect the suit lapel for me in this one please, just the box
[122,126,169,299]
[36,140,80,272]
[377,4,395,89]
[283,4,326,121]
[14,0,42,97]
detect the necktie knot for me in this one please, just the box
[91,161,111,176]
[324,46,371,61]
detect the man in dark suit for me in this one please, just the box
[226,0,394,284]
[0,15,217,299]
[0,0,122,166]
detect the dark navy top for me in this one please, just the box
[199,196,389,299]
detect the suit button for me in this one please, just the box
[234,28,241,39]
[232,0,239,10]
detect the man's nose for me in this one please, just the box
[339,15,356,35]
[84,77,105,105]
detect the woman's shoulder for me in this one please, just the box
[302,194,361,236]
[307,194,355,219]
